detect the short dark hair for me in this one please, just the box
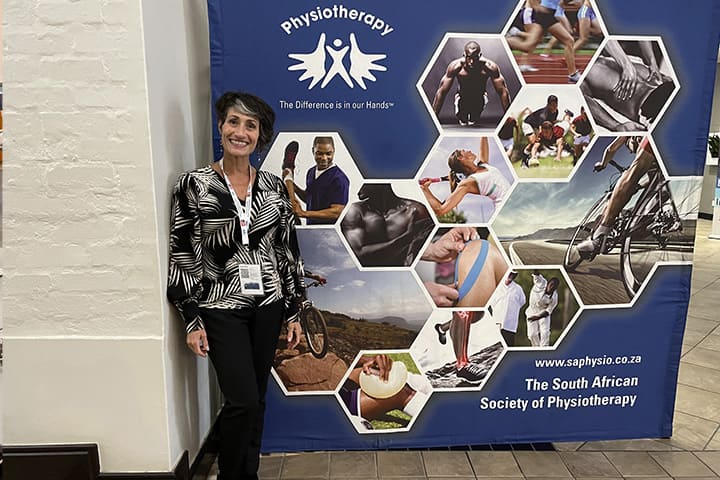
[464,41,482,57]
[313,136,335,148]
[540,121,553,130]
[215,91,275,152]
[547,94,558,104]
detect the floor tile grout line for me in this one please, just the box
[419,450,430,479]
[681,328,714,350]
[680,344,699,359]
[700,424,720,451]
[669,409,720,434]
[690,276,720,286]
[464,450,480,479]
[599,450,634,478]
[647,450,697,478]
[555,449,578,478]
[673,408,720,427]
[696,450,720,476]
[685,318,720,328]
[373,450,378,480]
[690,280,720,294]
[675,379,720,398]
[510,451,525,478]
[679,357,720,374]
[679,348,720,369]
[684,317,720,327]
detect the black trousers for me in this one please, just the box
[501,328,516,347]
[201,301,284,480]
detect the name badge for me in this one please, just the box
[239,264,264,296]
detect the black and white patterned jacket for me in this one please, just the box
[167,165,305,333]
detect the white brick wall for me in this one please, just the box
[4,1,160,338]
[3,0,176,471]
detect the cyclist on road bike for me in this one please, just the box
[576,136,663,257]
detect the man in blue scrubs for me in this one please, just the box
[288,136,350,225]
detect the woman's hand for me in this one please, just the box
[186,329,209,357]
[287,321,302,349]
[424,281,459,307]
[422,227,478,263]
[419,178,436,192]
[361,354,392,382]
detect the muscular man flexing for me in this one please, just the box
[432,41,510,126]
[341,184,434,267]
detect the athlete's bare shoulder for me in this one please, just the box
[446,58,465,75]
[484,58,500,70]
[483,59,502,78]
[404,198,431,218]
[341,202,365,228]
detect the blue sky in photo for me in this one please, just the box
[297,229,433,327]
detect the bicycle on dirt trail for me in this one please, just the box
[299,280,329,358]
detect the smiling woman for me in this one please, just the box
[167,91,307,480]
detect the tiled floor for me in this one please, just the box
[194,219,720,479]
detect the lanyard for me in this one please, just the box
[219,158,253,246]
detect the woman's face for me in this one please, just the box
[450,149,477,173]
[458,149,477,169]
[219,107,259,159]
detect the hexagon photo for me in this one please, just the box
[579,36,678,134]
[503,0,606,84]
[339,181,434,268]
[487,268,580,348]
[415,227,509,308]
[273,229,433,394]
[417,34,522,132]
[416,135,516,224]
[491,135,700,306]
[410,309,504,390]
[501,85,595,179]
[263,132,364,227]
[335,351,432,433]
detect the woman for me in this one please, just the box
[420,137,511,221]
[167,92,305,480]
[573,0,603,52]
[506,0,544,73]
[506,0,580,83]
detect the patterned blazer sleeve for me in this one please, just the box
[274,176,306,323]
[167,173,206,333]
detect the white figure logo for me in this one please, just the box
[288,33,387,90]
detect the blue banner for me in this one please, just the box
[207,0,720,449]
